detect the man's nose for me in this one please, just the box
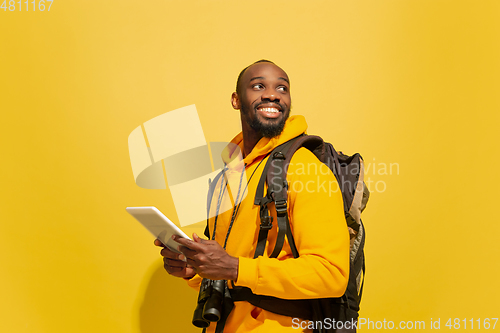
[261,89,280,102]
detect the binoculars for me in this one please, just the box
[192,278,225,328]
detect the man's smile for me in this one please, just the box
[256,103,283,119]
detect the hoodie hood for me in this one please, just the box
[221,115,308,166]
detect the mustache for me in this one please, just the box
[254,101,285,111]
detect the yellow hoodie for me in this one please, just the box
[188,115,350,332]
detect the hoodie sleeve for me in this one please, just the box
[186,274,203,291]
[233,148,350,299]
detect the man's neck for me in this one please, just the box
[241,130,262,158]
[239,112,264,157]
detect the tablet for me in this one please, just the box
[126,206,191,255]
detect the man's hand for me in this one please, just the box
[174,233,239,281]
[154,239,196,279]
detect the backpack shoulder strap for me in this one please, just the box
[253,138,298,258]
[253,135,325,259]
[204,169,225,239]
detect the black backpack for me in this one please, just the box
[204,134,369,333]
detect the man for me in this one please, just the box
[155,60,350,332]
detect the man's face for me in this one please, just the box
[234,62,291,138]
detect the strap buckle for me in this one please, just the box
[259,216,273,230]
[275,200,287,217]
[273,151,286,160]
[259,205,273,230]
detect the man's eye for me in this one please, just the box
[277,86,288,92]
[252,84,264,90]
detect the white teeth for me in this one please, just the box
[260,107,279,113]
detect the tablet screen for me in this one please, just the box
[126,206,191,254]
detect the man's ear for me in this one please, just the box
[231,92,240,110]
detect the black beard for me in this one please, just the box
[242,104,289,138]
[249,115,287,138]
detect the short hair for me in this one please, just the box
[235,59,275,96]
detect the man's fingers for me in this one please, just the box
[160,247,182,260]
[185,256,197,266]
[156,237,197,279]
[177,245,198,258]
[173,235,204,251]
[164,265,196,278]
[163,257,187,268]
[165,266,185,276]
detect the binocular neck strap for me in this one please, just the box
[211,154,268,248]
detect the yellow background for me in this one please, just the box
[1,0,499,332]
